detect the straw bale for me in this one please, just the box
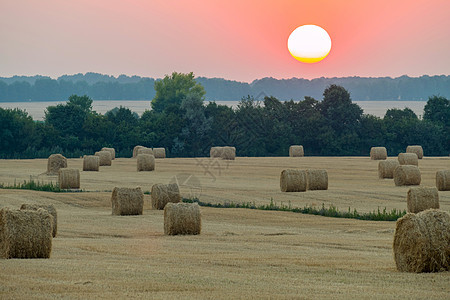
[137,154,155,171]
[393,209,449,272]
[436,170,450,191]
[210,147,224,158]
[164,203,201,235]
[20,204,57,237]
[58,168,80,189]
[47,154,67,175]
[378,160,400,179]
[95,151,112,166]
[83,155,99,171]
[101,147,115,160]
[280,169,307,192]
[138,147,154,156]
[306,169,328,190]
[289,145,304,157]
[111,187,144,216]
[151,183,181,210]
[394,165,421,186]
[133,145,144,158]
[407,187,439,213]
[0,208,52,259]
[370,147,387,160]
[406,145,424,159]
[222,146,236,160]
[153,148,166,159]
[398,153,418,166]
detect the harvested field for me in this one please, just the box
[0,156,449,298]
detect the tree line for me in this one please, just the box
[0,72,448,159]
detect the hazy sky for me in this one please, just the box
[1,0,449,82]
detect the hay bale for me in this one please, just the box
[83,155,99,171]
[111,187,144,216]
[138,147,154,156]
[0,208,53,259]
[133,145,144,158]
[406,145,424,159]
[393,209,450,272]
[436,170,450,191]
[370,147,387,160]
[407,187,439,213]
[47,154,67,175]
[58,168,80,189]
[153,148,166,159]
[101,147,115,160]
[137,154,155,171]
[222,146,236,160]
[378,160,400,179]
[151,183,181,210]
[20,204,57,237]
[289,145,304,157]
[280,169,307,192]
[306,169,328,190]
[394,165,421,186]
[398,153,418,166]
[164,203,201,235]
[95,151,112,166]
[210,147,224,158]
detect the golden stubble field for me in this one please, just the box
[0,156,449,299]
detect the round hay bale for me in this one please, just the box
[306,169,328,190]
[20,204,57,237]
[436,170,450,191]
[222,146,236,160]
[151,183,181,210]
[47,154,67,175]
[153,148,166,159]
[137,154,155,171]
[133,145,144,158]
[138,147,154,156]
[398,153,418,166]
[378,160,400,179]
[111,187,144,216]
[164,202,201,235]
[406,145,424,159]
[58,168,80,189]
[101,147,115,160]
[370,147,387,160]
[393,209,450,272]
[0,208,53,259]
[210,147,224,158]
[407,187,439,213]
[280,169,307,192]
[289,145,304,157]
[95,151,112,166]
[394,165,421,186]
[83,155,99,171]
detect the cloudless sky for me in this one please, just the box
[1,0,449,82]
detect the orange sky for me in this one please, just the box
[1,0,449,82]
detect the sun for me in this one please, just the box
[288,25,331,63]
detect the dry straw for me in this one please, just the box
[151,183,181,209]
[306,169,328,190]
[406,145,424,159]
[407,187,439,213]
[398,153,418,166]
[164,202,201,235]
[0,208,53,259]
[47,154,67,175]
[393,209,449,272]
[153,148,166,159]
[138,147,154,156]
[137,154,155,171]
[59,168,80,189]
[436,170,450,191]
[378,160,400,179]
[101,147,115,160]
[111,187,144,216]
[83,155,99,171]
[20,204,57,237]
[280,169,307,192]
[222,146,236,160]
[370,147,387,160]
[133,145,144,158]
[289,145,304,157]
[210,147,224,158]
[394,165,421,186]
[95,151,112,166]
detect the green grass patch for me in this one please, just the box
[0,178,79,193]
[183,198,406,221]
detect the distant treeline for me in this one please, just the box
[1,73,449,102]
